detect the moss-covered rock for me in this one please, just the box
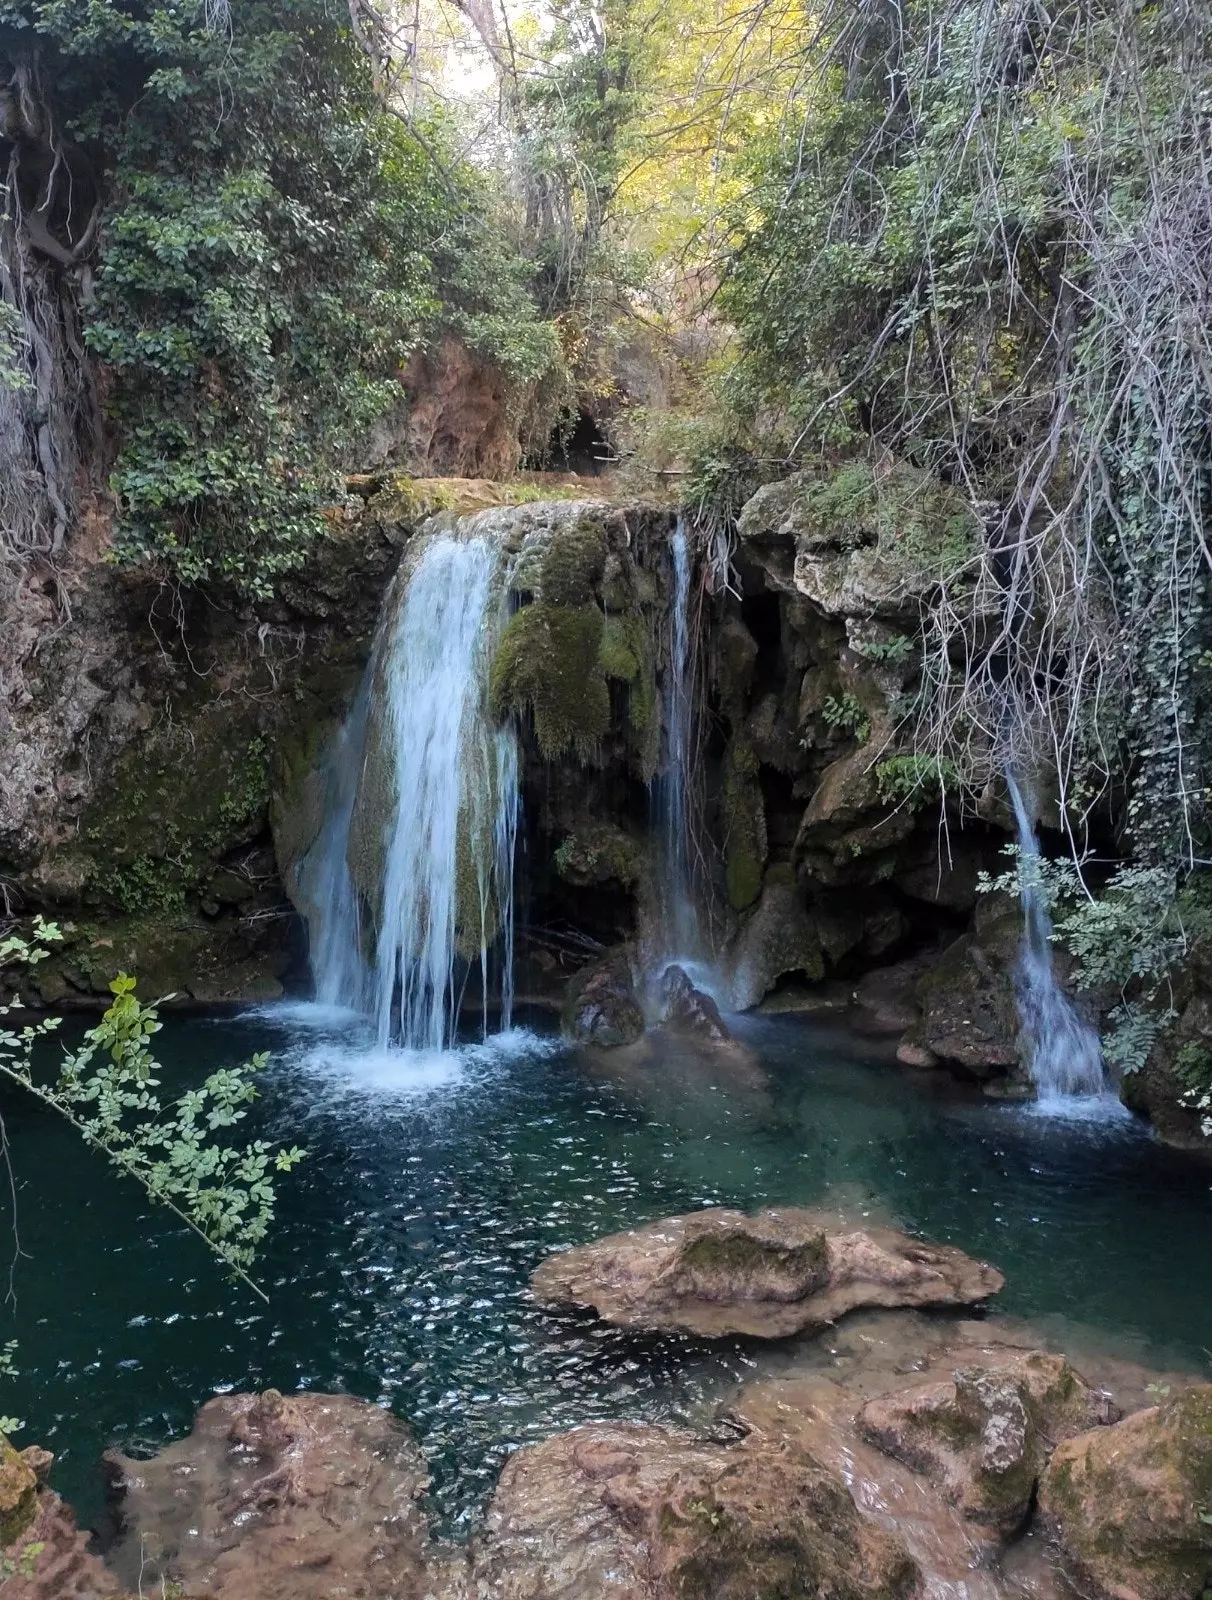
[738,459,982,622]
[724,882,825,1010]
[722,736,766,911]
[858,1351,1118,1535]
[554,821,644,889]
[490,602,611,760]
[469,1419,919,1600]
[1040,1384,1212,1600]
[0,1435,38,1549]
[561,949,645,1047]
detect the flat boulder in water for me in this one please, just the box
[530,1207,1004,1338]
[1038,1383,1212,1600]
[466,1418,920,1600]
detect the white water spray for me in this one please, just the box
[1006,774,1107,1101]
[302,534,519,1051]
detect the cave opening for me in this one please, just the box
[538,410,612,476]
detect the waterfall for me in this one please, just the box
[298,677,372,1013]
[654,516,702,962]
[302,533,519,1051]
[1006,774,1107,1100]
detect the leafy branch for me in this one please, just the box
[0,922,304,1303]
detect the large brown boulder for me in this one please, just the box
[905,904,1023,1079]
[104,1389,435,1599]
[858,1350,1118,1533]
[1038,1384,1212,1600]
[466,1419,920,1600]
[561,949,646,1047]
[531,1207,1003,1338]
[659,964,731,1043]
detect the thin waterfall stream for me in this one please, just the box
[298,532,519,1051]
[1006,774,1108,1103]
[653,516,705,970]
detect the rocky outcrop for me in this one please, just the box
[104,1388,436,1599]
[898,897,1026,1081]
[465,1419,920,1600]
[530,1207,1004,1338]
[737,460,983,624]
[562,949,646,1047]
[723,880,825,1009]
[659,964,731,1042]
[0,1438,117,1599]
[858,1350,1118,1533]
[1039,1384,1212,1600]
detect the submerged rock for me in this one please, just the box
[530,1206,1003,1338]
[858,1350,1118,1533]
[562,949,646,1047]
[1039,1383,1212,1600]
[465,1418,920,1600]
[105,1389,434,1598]
[659,964,731,1043]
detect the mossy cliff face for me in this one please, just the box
[693,461,1004,1017]
[2,478,523,1005]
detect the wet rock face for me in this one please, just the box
[530,1207,1004,1338]
[723,881,825,1010]
[659,965,731,1043]
[1039,1383,1212,1600]
[467,1419,920,1600]
[104,1388,435,1599]
[562,950,646,1047]
[858,1351,1119,1533]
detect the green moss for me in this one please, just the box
[554,823,643,888]
[799,459,979,580]
[0,1436,37,1549]
[722,737,766,910]
[678,1226,829,1295]
[490,602,610,760]
[538,516,608,605]
[669,1478,918,1600]
[601,611,659,779]
[601,612,645,681]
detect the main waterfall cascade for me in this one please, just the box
[653,516,704,965]
[1006,774,1109,1103]
[300,533,519,1051]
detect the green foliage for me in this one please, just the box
[821,693,870,743]
[2,0,559,596]
[0,923,303,1298]
[715,0,1212,876]
[853,635,915,666]
[0,303,30,396]
[0,1341,20,1435]
[875,754,957,806]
